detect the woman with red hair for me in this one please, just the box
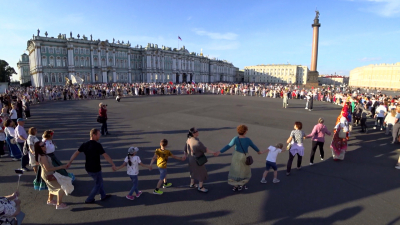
[330,106,351,161]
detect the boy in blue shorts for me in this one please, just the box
[150,139,183,195]
[260,143,284,184]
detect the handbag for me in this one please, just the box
[187,142,208,166]
[338,125,347,139]
[10,137,17,144]
[46,174,57,181]
[238,136,253,165]
[97,116,105,123]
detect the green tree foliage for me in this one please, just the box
[0,60,17,82]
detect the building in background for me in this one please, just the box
[243,64,309,84]
[17,53,30,84]
[235,68,244,82]
[318,75,349,86]
[349,63,400,90]
[26,31,237,87]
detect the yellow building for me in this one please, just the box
[244,64,309,84]
[349,63,400,90]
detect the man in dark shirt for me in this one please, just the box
[67,128,116,203]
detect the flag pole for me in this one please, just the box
[178,35,179,50]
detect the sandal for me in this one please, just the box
[197,187,208,193]
[232,186,238,192]
[189,184,198,188]
[47,200,57,206]
[243,185,248,190]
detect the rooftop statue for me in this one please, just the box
[315,10,320,19]
[37,29,40,36]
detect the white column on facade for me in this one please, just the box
[128,52,131,69]
[113,49,116,67]
[90,49,95,82]
[36,46,42,67]
[106,49,109,66]
[98,50,101,67]
[102,70,107,83]
[113,70,117,82]
[179,73,182,83]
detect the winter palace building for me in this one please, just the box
[25,32,237,87]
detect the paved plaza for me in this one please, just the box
[1,95,400,225]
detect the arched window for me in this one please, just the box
[63,57,67,67]
[116,59,119,68]
[95,74,98,81]
[56,57,61,67]
[109,58,112,66]
[81,57,85,67]
[49,56,55,67]
[74,56,79,66]
[101,58,105,66]
[86,75,90,82]
[51,73,56,82]
[116,73,119,80]
[44,74,49,83]
[86,57,89,67]
[42,56,47,66]
[94,58,98,67]
[58,74,63,83]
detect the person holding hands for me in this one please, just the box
[66,128,116,204]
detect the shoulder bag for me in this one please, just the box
[97,116,105,123]
[187,141,207,166]
[238,137,253,165]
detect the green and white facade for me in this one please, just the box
[17,53,30,84]
[26,34,237,87]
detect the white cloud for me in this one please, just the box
[356,0,400,17]
[207,42,240,50]
[359,57,382,62]
[192,28,238,40]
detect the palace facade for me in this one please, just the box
[26,32,237,87]
[318,75,349,86]
[349,63,400,90]
[243,64,309,84]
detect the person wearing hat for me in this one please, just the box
[115,147,152,200]
[14,118,29,171]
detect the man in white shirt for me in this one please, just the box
[15,118,30,171]
[374,102,387,131]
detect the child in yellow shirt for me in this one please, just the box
[150,139,183,195]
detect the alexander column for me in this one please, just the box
[307,10,321,87]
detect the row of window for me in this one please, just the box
[41,46,67,55]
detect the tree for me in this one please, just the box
[0,60,17,83]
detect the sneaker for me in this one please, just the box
[0,154,8,158]
[56,203,69,210]
[100,194,111,201]
[273,178,280,183]
[321,158,324,161]
[310,163,313,166]
[126,195,135,200]
[260,179,267,184]
[84,199,95,204]
[21,168,28,172]
[163,183,172,188]
[243,185,248,190]
[12,158,20,161]
[365,128,368,134]
[136,191,142,198]
[309,109,312,111]
[380,128,383,131]
[47,200,57,205]
[305,108,308,110]
[153,189,163,195]
[238,186,243,191]
[373,127,377,130]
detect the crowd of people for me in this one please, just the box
[1,82,400,224]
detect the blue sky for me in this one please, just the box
[1,0,399,80]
